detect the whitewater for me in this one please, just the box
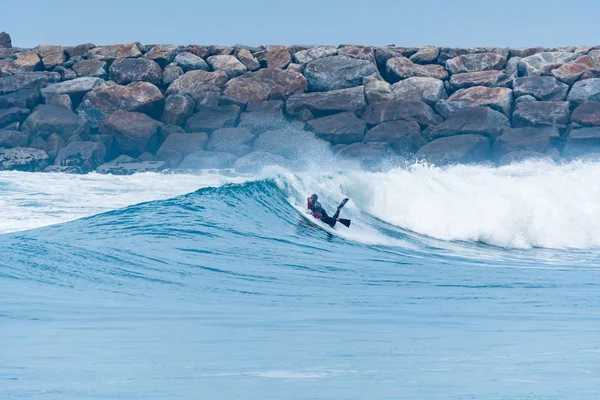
[2,160,600,399]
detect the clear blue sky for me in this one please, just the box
[2,0,599,48]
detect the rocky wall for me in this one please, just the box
[2,31,600,174]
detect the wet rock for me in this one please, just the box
[410,46,439,64]
[568,79,600,104]
[361,100,442,127]
[447,86,513,116]
[0,107,30,129]
[35,45,65,68]
[391,77,446,105]
[65,43,95,58]
[0,130,28,148]
[79,81,165,117]
[0,71,61,95]
[46,133,66,159]
[43,165,83,173]
[512,101,570,127]
[86,43,142,61]
[22,105,89,140]
[498,149,560,165]
[109,58,162,86]
[162,63,184,87]
[72,60,107,78]
[235,49,260,71]
[364,119,424,154]
[206,127,254,156]
[162,94,195,127]
[0,32,12,48]
[99,110,161,157]
[185,105,240,133]
[256,45,292,69]
[416,134,491,165]
[96,155,166,174]
[446,53,507,74]
[571,101,600,126]
[364,79,394,104]
[564,127,600,158]
[286,86,366,120]
[307,112,366,144]
[293,46,338,65]
[0,147,49,171]
[518,52,577,76]
[155,132,209,167]
[54,141,107,172]
[173,52,209,72]
[338,45,375,62]
[165,70,228,103]
[13,52,43,72]
[207,55,247,79]
[427,107,509,140]
[179,151,237,170]
[551,55,600,84]
[41,77,104,105]
[493,126,560,158]
[449,70,506,91]
[304,55,377,92]
[234,151,288,172]
[512,76,568,101]
[386,57,448,81]
[223,69,306,106]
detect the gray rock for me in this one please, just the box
[0,130,28,148]
[99,110,162,157]
[223,69,306,106]
[338,45,375,62]
[512,101,570,127]
[72,59,107,79]
[0,107,30,129]
[46,133,66,159]
[55,66,77,81]
[509,47,545,58]
[336,142,397,168]
[162,94,195,127]
[22,105,89,140]
[256,45,292,69]
[0,32,12,48]
[0,147,49,171]
[155,132,209,167]
[236,49,260,71]
[446,53,506,74]
[144,44,185,67]
[165,70,228,103]
[449,70,506,91]
[434,99,471,119]
[386,57,448,81]
[76,107,108,131]
[304,55,377,92]
[0,71,61,95]
[285,86,366,120]
[447,86,513,116]
[179,151,237,170]
[568,79,600,104]
[518,52,577,76]
[374,47,419,70]
[86,44,142,62]
[207,55,247,79]
[551,55,600,84]
[391,77,447,105]
[515,95,538,104]
[512,76,568,101]
[307,112,366,144]
[109,58,162,86]
[0,89,40,109]
[438,47,506,64]
[364,120,424,154]
[28,136,47,151]
[41,77,104,104]
[96,155,166,174]
[65,43,95,58]
[498,149,560,165]
[416,134,491,165]
[252,129,318,159]
[78,81,165,118]
[45,94,72,110]
[564,128,600,158]
[571,101,600,126]
[43,165,84,173]
[292,46,338,65]
[427,107,509,140]
[361,100,442,127]
[174,52,209,72]
[234,151,288,172]
[364,79,394,104]
[54,141,107,172]
[410,46,439,64]
[162,64,184,87]
[185,105,240,133]
[505,57,521,76]
[206,127,254,156]
[493,127,560,158]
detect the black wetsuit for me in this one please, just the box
[311,200,340,228]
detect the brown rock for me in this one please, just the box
[338,45,375,62]
[99,110,161,157]
[165,70,228,103]
[285,86,366,120]
[78,81,165,118]
[223,69,307,106]
[73,59,107,78]
[35,45,65,68]
[256,45,291,69]
[13,52,42,72]
[409,46,439,64]
[236,49,260,71]
[0,32,12,49]
[571,101,600,126]
[86,43,142,61]
[446,53,506,74]
[185,105,241,133]
[449,70,505,91]
[307,112,366,144]
[447,86,513,116]
[109,58,163,85]
[386,57,448,81]
[162,94,195,127]
[361,100,442,127]
[551,55,600,85]
[65,43,95,58]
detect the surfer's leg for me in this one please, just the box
[320,214,337,228]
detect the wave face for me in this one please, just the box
[2,162,600,400]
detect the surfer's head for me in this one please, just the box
[311,194,318,202]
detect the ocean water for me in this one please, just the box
[2,160,600,400]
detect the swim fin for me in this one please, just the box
[338,218,351,228]
[338,198,349,210]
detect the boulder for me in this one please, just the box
[99,110,161,157]
[447,86,513,116]
[568,79,600,104]
[157,124,183,144]
[391,77,446,105]
[512,76,568,101]
[410,46,439,64]
[551,55,600,84]
[361,100,442,127]
[0,32,12,48]
[364,79,394,104]
[143,44,185,67]
[285,86,366,119]
[256,45,291,69]
[162,94,195,127]
[35,45,65,68]
[40,77,104,105]
[165,70,228,103]
[46,133,66,159]
[338,45,375,62]
[96,155,166,174]
[374,47,418,70]
[174,52,209,72]
[234,151,288,172]
[78,81,165,117]
[0,107,30,129]
[446,53,506,74]
[292,46,338,65]
[307,112,366,144]
[86,44,142,61]
[206,45,234,57]
[45,94,72,110]
[236,49,260,71]
[0,130,28,148]
[505,57,521,76]
[564,128,600,158]
[206,127,254,156]
[73,59,107,78]
[438,47,507,64]
[426,107,509,140]
[364,120,424,154]
[155,132,209,167]
[238,111,288,134]
[223,69,306,106]
[13,52,42,72]
[0,71,61,95]
[336,142,397,167]
[184,105,240,133]
[65,43,95,58]
[252,129,318,159]
[0,89,40,109]
[109,58,162,86]
[21,105,89,140]
[498,149,560,165]
[509,47,545,58]
[449,70,506,91]
[515,95,538,104]
[162,64,184,87]
[512,101,570,127]
[186,45,210,59]
[54,141,107,172]
[571,101,600,126]
[0,147,49,171]
[178,151,237,170]
[416,134,491,165]
[493,127,560,158]
[386,57,448,81]
[207,55,247,79]
[518,52,577,76]
[304,55,377,92]
[76,107,108,131]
